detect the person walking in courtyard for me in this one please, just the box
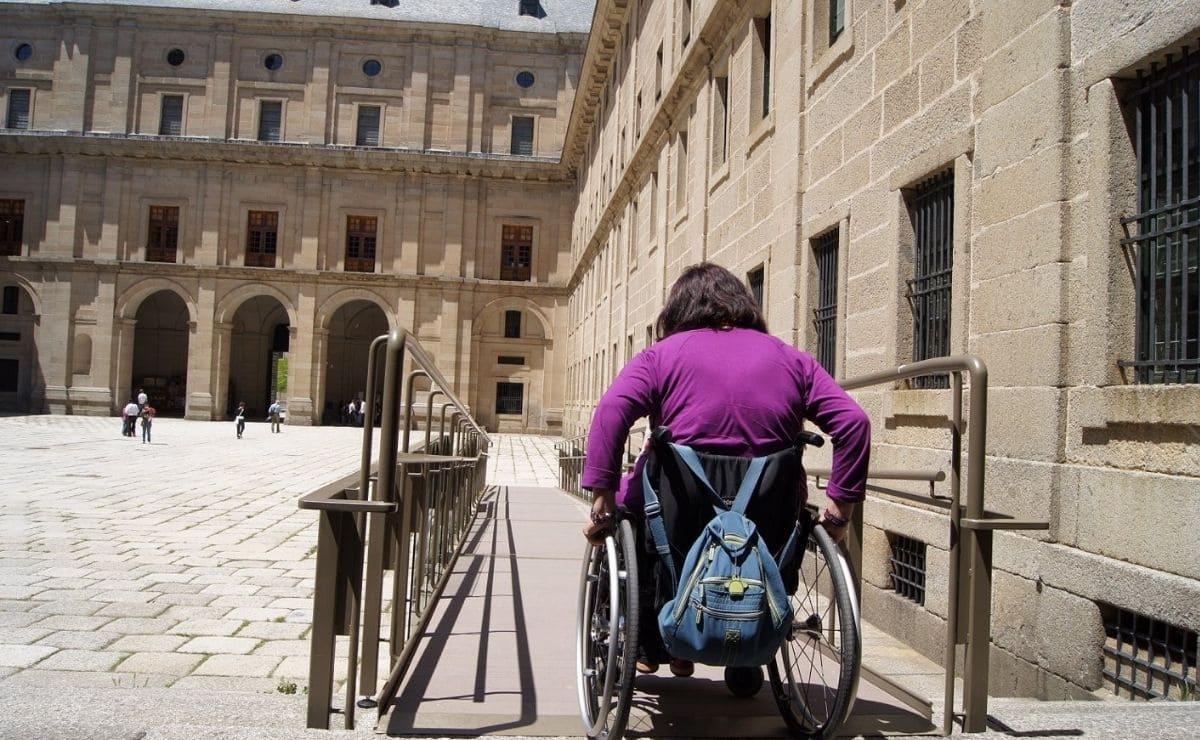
[136,388,148,410]
[235,401,247,439]
[140,404,155,444]
[122,399,139,437]
[268,400,282,433]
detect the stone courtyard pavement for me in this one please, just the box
[0,414,558,699]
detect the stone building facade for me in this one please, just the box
[4,0,1200,704]
[0,0,592,432]
[562,0,1199,701]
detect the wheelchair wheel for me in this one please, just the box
[768,523,861,739]
[576,518,639,740]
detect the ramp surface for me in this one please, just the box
[380,484,931,737]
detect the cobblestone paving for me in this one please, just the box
[0,414,559,696]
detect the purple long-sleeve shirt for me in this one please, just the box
[581,328,870,506]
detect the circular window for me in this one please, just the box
[362,59,382,77]
[263,53,284,71]
[516,70,535,89]
[166,48,185,66]
[14,43,33,62]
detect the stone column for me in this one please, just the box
[308,326,329,426]
[209,321,233,420]
[112,317,137,413]
[287,287,317,424]
[185,280,218,419]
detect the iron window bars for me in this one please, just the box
[5,89,30,129]
[887,532,926,605]
[906,170,954,389]
[356,106,381,147]
[1102,605,1198,701]
[1120,45,1200,384]
[812,228,839,374]
[258,100,282,142]
[495,381,524,414]
[159,94,183,136]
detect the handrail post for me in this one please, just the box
[359,329,408,698]
[961,359,991,733]
[944,371,965,734]
[425,390,443,451]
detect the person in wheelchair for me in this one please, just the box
[580,262,871,679]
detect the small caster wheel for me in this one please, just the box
[724,665,763,698]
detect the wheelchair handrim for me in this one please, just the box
[576,535,622,737]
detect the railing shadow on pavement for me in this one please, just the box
[299,328,491,731]
[380,484,545,736]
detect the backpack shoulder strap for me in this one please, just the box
[641,462,678,589]
[728,455,769,515]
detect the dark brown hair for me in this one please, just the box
[655,262,767,339]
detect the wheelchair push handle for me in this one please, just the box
[795,430,825,449]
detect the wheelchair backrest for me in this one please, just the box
[643,436,808,564]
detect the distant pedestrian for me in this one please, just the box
[268,400,282,433]
[235,401,247,439]
[140,404,155,444]
[136,388,148,410]
[122,399,139,437]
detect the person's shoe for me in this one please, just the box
[635,659,659,674]
[669,659,694,677]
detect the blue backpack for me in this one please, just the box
[642,444,799,667]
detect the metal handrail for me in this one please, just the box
[829,355,1046,735]
[302,328,490,731]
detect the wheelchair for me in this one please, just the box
[576,432,862,739]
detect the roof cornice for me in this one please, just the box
[0,131,573,182]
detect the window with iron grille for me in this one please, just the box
[245,211,278,268]
[754,14,772,119]
[1120,47,1200,384]
[495,381,524,414]
[906,170,954,388]
[830,0,846,45]
[747,265,764,308]
[500,225,533,281]
[1102,604,1198,700]
[356,105,381,146]
[498,355,525,365]
[159,94,183,136]
[510,116,534,156]
[887,532,926,605]
[344,215,377,272]
[146,205,179,263]
[813,228,839,374]
[6,89,31,130]
[504,310,522,339]
[258,100,282,142]
[0,199,24,256]
[675,130,688,211]
[712,75,729,168]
